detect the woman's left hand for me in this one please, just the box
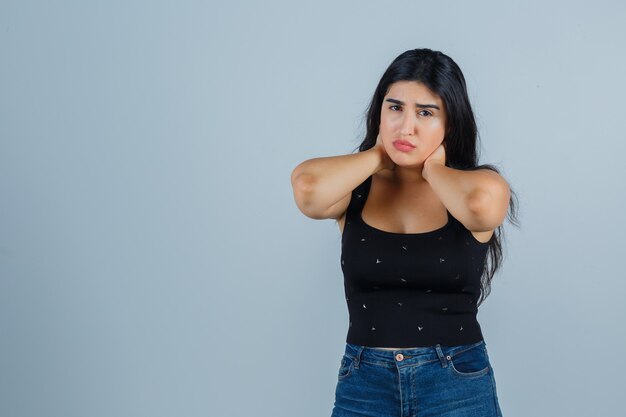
[422,141,446,179]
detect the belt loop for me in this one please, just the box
[434,344,448,368]
[353,345,366,369]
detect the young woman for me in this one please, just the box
[291,48,519,417]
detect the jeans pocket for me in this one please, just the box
[337,354,354,380]
[447,342,490,378]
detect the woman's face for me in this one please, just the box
[379,80,447,168]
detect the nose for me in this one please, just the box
[399,112,417,136]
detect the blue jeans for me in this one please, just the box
[331,340,503,417]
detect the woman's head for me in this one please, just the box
[358,48,479,170]
[378,80,447,169]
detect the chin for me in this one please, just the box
[392,161,425,170]
[390,154,424,166]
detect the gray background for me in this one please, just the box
[1,1,625,416]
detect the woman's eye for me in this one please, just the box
[388,106,431,116]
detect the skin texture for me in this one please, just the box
[379,80,447,184]
[339,80,508,242]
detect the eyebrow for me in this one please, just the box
[385,98,440,110]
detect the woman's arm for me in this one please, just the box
[290,142,390,220]
[423,161,511,232]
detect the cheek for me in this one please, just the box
[427,122,446,141]
[379,119,395,139]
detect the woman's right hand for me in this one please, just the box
[373,133,395,172]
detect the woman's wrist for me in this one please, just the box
[370,147,387,173]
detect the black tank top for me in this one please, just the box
[340,175,491,347]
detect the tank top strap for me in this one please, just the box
[346,175,372,221]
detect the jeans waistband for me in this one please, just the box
[344,339,486,369]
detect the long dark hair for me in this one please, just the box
[353,48,520,307]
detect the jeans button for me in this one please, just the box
[395,353,404,361]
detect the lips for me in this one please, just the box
[392,139,415,152]
[393,139,415,148]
